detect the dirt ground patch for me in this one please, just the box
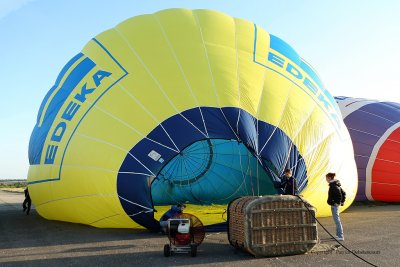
[0,188,24,193]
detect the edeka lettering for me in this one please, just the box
[268,52,340,128]
[44,70,111,164]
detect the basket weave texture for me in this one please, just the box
[228,195,318,257]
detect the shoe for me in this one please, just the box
[335,236,344,241]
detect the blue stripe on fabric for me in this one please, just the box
[299,60,325,91]
[300,60,339,114]
[269,34,329,95]
[36,53,84,124]
[253,24,340,132]
[269,33,339,114]
[117,106,308,230]
[343,101,400,201]
[27,178,60,184]
[56,39,129,180]
[42,57,96,123]
[252,23,258,63]
[29,57,96,165]
[269,34,301,65]
[92,38,128,74]
[28,38,128,184]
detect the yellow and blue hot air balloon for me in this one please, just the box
[28,8,357,230]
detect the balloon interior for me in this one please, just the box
[28,9,357,230]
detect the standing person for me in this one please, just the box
[159,204,186,233]
[22,187,31,215]
[326,172,346,241]
[280,168,298,195]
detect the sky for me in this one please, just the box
[1,0,399,179]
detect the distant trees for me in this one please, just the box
[0,180,27,188]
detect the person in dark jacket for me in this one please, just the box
[159,204,186,233]
[22,188,31,215]
[326,172,346,241]
[280,169,298,195]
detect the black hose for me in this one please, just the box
[296,195,377,267]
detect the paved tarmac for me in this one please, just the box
[0,189,399,267]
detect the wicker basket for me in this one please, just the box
[228,195,318,257]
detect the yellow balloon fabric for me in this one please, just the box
[28,9,357,229]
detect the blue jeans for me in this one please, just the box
[331,204,343,238]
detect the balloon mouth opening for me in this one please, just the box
[150,138,278,205]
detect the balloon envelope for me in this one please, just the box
[28,9,357,229]
[336,96,400,202]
